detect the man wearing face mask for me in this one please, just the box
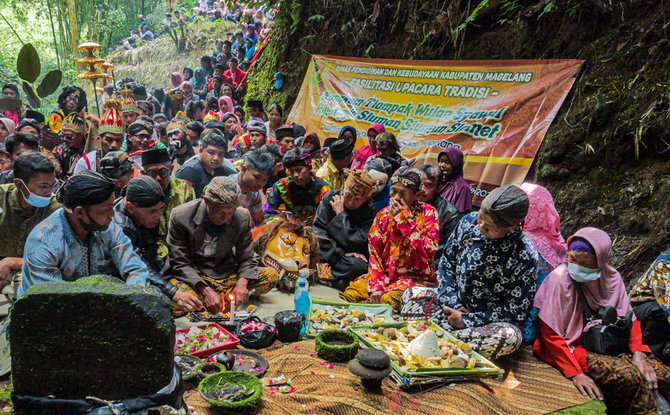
[165,177,278,316]
[19,171,151,296]
[400,184,539,360]
[313,170,378,291]
[0,152,60,315]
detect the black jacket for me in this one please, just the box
[112,199,178,298]
[312,190,377,288]
[431,195,464,264]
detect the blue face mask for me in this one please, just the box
[568,262,601,283]
[18,179,52,208]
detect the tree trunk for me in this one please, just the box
[67,0,78,64]
[46,0,61,69]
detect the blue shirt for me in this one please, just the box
[19,208,150,296]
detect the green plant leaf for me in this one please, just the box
[17,43,41,83]
[22,82,41,109]
[36,70,63,98]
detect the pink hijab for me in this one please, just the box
[169,72,184,88]
[520,183,567,268]
[351,123,385,170]
[534,227,633,350]
[217,96,234,119]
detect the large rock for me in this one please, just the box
[10,275,175,400]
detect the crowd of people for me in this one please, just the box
[1,9,669,413]
[119,1,274,52]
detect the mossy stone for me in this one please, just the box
[315,329,359,362]
[10,275,174,400]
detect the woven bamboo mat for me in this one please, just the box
[185,341,595,414]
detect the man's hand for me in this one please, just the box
[442,306,465,329]
[232,278,250,305]
[632,351,658,389]
[199,285,223,314]
[571,373,604,400]
[173,290,203,313]
[389,198,409,217]
[344,252,367,262]
[0,257,21,287]
[329,194,345,215]
[368,290,384,304]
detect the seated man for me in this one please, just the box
[340,167,439,310]
[175,131,235,198]
[113,176,202,313]
[19,171,152,296]
[401,184,538,359]
[230,149,273,227]
[266,147,331,223]
[165,177,278,316]
[316,138,353,190]
[141,148,195,257]
[99,151,141,197]
[0,153,60,315]
[313,170,377,291]
[418,165,463,264]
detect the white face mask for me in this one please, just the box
[18,179,52,208]
[568,262,601,283]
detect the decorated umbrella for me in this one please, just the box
[76,42,111,117]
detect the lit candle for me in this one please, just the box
[228,294,235,324]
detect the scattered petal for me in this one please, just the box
[327,364,334,369]
[293,346,300,350]
[309,353,314,356]
[329,375,335,378]
[319,361,325,365]
[310,371,315,375]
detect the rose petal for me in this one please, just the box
[327,364,334,369]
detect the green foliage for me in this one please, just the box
[36,69,64,97]
[17,43,40,83]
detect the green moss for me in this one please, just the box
[198,371,263,409]
[315,329,359,363]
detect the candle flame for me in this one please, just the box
[228,294,235,301]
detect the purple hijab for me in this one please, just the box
[438,148,472,212]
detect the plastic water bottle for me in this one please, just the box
[294,270,311,335]
[657,391,670,415]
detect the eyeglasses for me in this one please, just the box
[146,168,171,179]
[65,95,79,103]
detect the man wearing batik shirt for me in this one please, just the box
[265,147,330,223]
[141,148,195,257]
[340,167,439,310]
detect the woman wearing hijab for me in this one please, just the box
[182,67,194,82]
[438,148,472,213]
[217,96,234,119]
[351,124,385,170]
[401,185,539,359]
[534,228,669,414]
[180,82,195,102]
[520,182,568,342]
[192,67,207,96]
[169,72,185,89]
